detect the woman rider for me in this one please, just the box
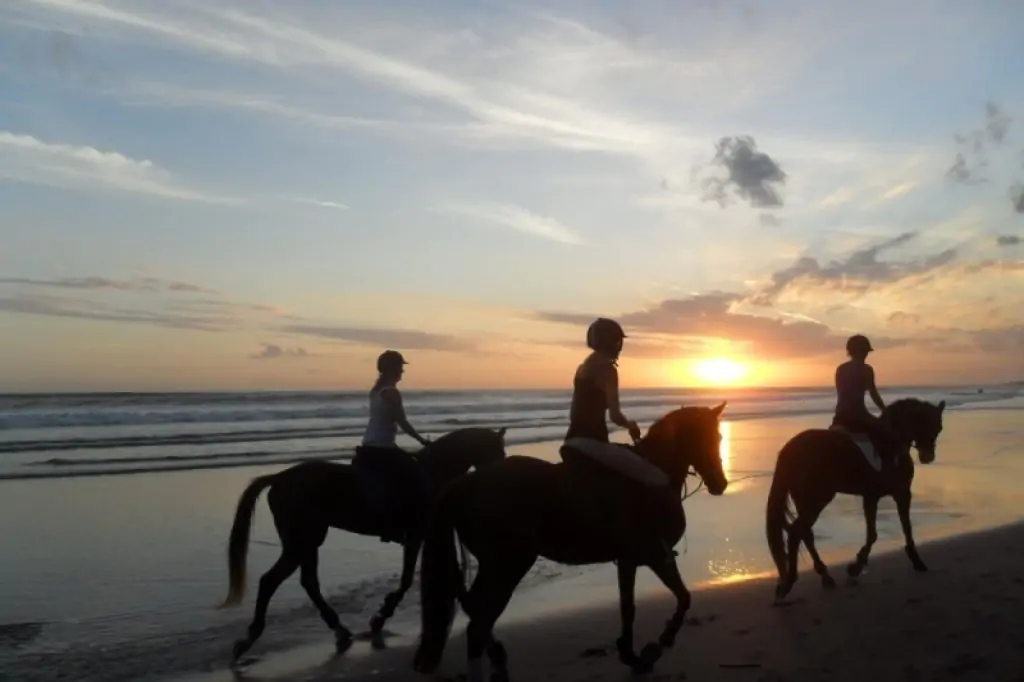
[355,350,432,541]
[831,334,894,467]
[563,318,669,487]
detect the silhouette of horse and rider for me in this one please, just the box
[217,318,946,680]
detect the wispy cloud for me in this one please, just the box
[0,276,220,294]
[0,131,237,203]
[439,202,584,245]
[290,197,349,210]
[281,323,474,352]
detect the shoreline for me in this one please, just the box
[200,521,1024,682]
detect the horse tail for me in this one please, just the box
[219,473,279,608]
[414,480,469,675]
[766,443,795,582]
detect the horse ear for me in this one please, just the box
[497,426,507,437]
[937,400,945,413]
[712,401,727,417]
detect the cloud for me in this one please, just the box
[996,235,1021,247]
[751,232,957,304]
[291,197,349,210]
[888,310,920,325]
[1012,184,1024,214]
[882,181,917,199]
[697,136,787,209]
[281,323,474,351]
[946,102,1014,187]
[536,291,880,360]
[438,202,584,244]
[0,131,238,203]
[251,343,310,360]
[759,213,782,227]
[0,276,220,294]
[0,293,232,331]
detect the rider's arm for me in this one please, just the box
[381,388,430,446]
[865,365,886,413]
[598,362,638,435]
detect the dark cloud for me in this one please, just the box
[698,136,787,209]
[750,232,957,304]
[996,235,1021,247]
[759,213,782,227]
[281,324,474,352]
[971,324,1024,354]
[251,343,310,360]
[0,276,219,295]
[536,292,886,360]
[947,102,1014,186]
[1012,184,1024,214]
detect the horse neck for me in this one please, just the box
[885,401,918,449]
[638,436,689,489]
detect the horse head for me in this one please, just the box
[420,426,509,482]
[886,398,945,465]
[641,402,728,495]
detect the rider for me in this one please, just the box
[831,334,895,468]
[355,350,432,541]
[561,318,674,563]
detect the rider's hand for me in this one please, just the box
[627,420,642,443]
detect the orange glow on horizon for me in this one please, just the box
[688,357,750,387]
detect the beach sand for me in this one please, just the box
[210,522,1024,682]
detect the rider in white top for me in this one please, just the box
[355,350,431,542]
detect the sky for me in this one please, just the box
[0,0,1022,392]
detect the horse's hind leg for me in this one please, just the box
[797,507,835,590]
[463,552,535,682]
[232,549,301,661]
[300,548,353,651]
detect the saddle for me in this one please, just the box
[353,447,430,543]
[559,442,679,564]
[827,424,884,473]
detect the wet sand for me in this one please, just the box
[219,521,1024,682]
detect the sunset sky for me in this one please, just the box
[1,0,1022,392]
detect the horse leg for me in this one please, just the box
[299,549,353,652]
[463,553,534,682]
[370,533,422,636]
[232,549,301,662]
[847,495,879,577]
[894,490,928,572]
[614,561,642,670]
[794,503,835,590]
[626,558,691,674]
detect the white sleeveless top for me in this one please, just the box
[362,386,398,447]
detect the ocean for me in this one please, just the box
[1,384,1022,682]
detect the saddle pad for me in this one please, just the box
[354,466,400,517]
[562,438,669,487]
[828,426,881,472]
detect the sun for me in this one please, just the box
[692,357,749,387]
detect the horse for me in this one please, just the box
[766,398,946,601]
[412,403,729,682]
[218,426,508,661]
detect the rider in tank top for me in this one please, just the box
[832,335,894,463]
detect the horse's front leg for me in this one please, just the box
[894,490,928,572]
[637,558,691,671]
[614,561,643,670]
[369,533,423,638]
[847,495,879,577]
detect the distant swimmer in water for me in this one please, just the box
[831,334,896,468]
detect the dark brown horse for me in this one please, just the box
[219,426,508,661]
[413,404,729,682]
[766,398,946,601]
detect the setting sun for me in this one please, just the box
[692,358,749,386]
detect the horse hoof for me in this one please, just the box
[846,562,863,577]
[335,629,354,654]
[821,574,837,590]
[774,580,793,602]
[913,562,929,573]
[412,649,440,675]
[490,669,511,682]
[232,638,252,662]
[369,613,387,634]
[639,643,662,667]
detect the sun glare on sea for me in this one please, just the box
[692,357,749,387]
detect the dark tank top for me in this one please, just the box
[834,361,870,421]
[565,364,610,443]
